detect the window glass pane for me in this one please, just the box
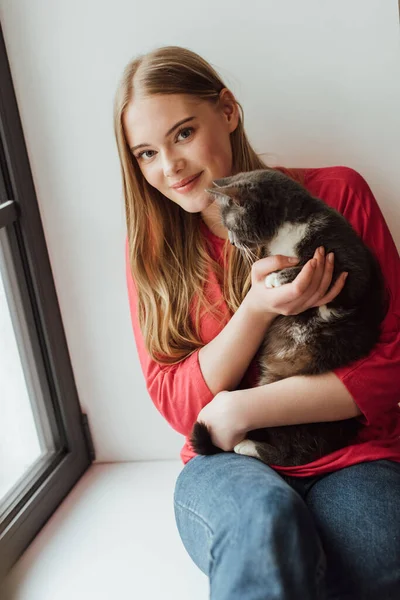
[0,234,56,506]
[0,271,42,500]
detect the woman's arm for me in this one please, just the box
[126,243,277,437]
[198,293,276,395]
[233,372,361,433]
[127,242,344,438]
[200,248,346,395]
[196,373,361,452]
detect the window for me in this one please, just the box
[0,23,92,582]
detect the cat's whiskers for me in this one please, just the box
[201,215,227,235]
[246,246,259,261]
[238,244,255,267]
[238,244,259,267]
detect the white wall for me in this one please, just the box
[0,0,399,462]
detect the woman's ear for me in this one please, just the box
[218,88,239,133]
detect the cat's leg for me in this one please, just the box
[265,266,302,289]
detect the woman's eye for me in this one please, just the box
[135,127,194,160]
[136,149,156,160]
[176,127,194,141]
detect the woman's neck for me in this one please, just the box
[201,202,228,239]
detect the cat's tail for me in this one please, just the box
[189,421,224,455]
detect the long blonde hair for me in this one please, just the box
[114,46,301,364]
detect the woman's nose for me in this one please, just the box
[161,150,184,178]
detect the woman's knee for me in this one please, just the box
[174,456,324,575]
[234,484,313,537]
[232,484,326,573]
[174,454,320,537]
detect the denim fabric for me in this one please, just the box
[174,454,400,599]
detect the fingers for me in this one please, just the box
[286,253,320,298]
[251,249,349,316]
[271,258,317,305]
[251,254,299,281]
[314,271,348,306]
[276,248,348,313]
[306,249,335,307]
[302,246,327,301]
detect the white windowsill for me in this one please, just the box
[0,461,208,600]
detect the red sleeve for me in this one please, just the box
[125,239,213,437]
[311,167,400,427]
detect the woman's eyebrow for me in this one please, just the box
[130,116,196,153]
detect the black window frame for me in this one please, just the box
[0,22,93,582]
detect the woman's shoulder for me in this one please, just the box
[277,164,369,197]
[300,165,374,216]
[276,164,373,215]
[304,165,371,197]
[303,165,368,191]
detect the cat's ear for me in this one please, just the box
[206,185,239,198]
[206,180,241,202]
[213,176,234,188]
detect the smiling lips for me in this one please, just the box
[170,172,203,190]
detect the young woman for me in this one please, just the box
[114,46,400,599]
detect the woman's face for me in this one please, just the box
[123,90,239,234]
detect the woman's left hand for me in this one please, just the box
[196,390,248,451]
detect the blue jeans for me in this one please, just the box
[174,453,400,599]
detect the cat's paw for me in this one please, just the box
[265,272,282,288]
[265,266,302,288]
[234,439,262,460]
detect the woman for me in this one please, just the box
[114,46,400,599]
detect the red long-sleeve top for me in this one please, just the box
[126,166,400,477]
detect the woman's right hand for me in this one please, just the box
[245,246,348,319]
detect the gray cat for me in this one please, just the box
[190,169,387,467]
